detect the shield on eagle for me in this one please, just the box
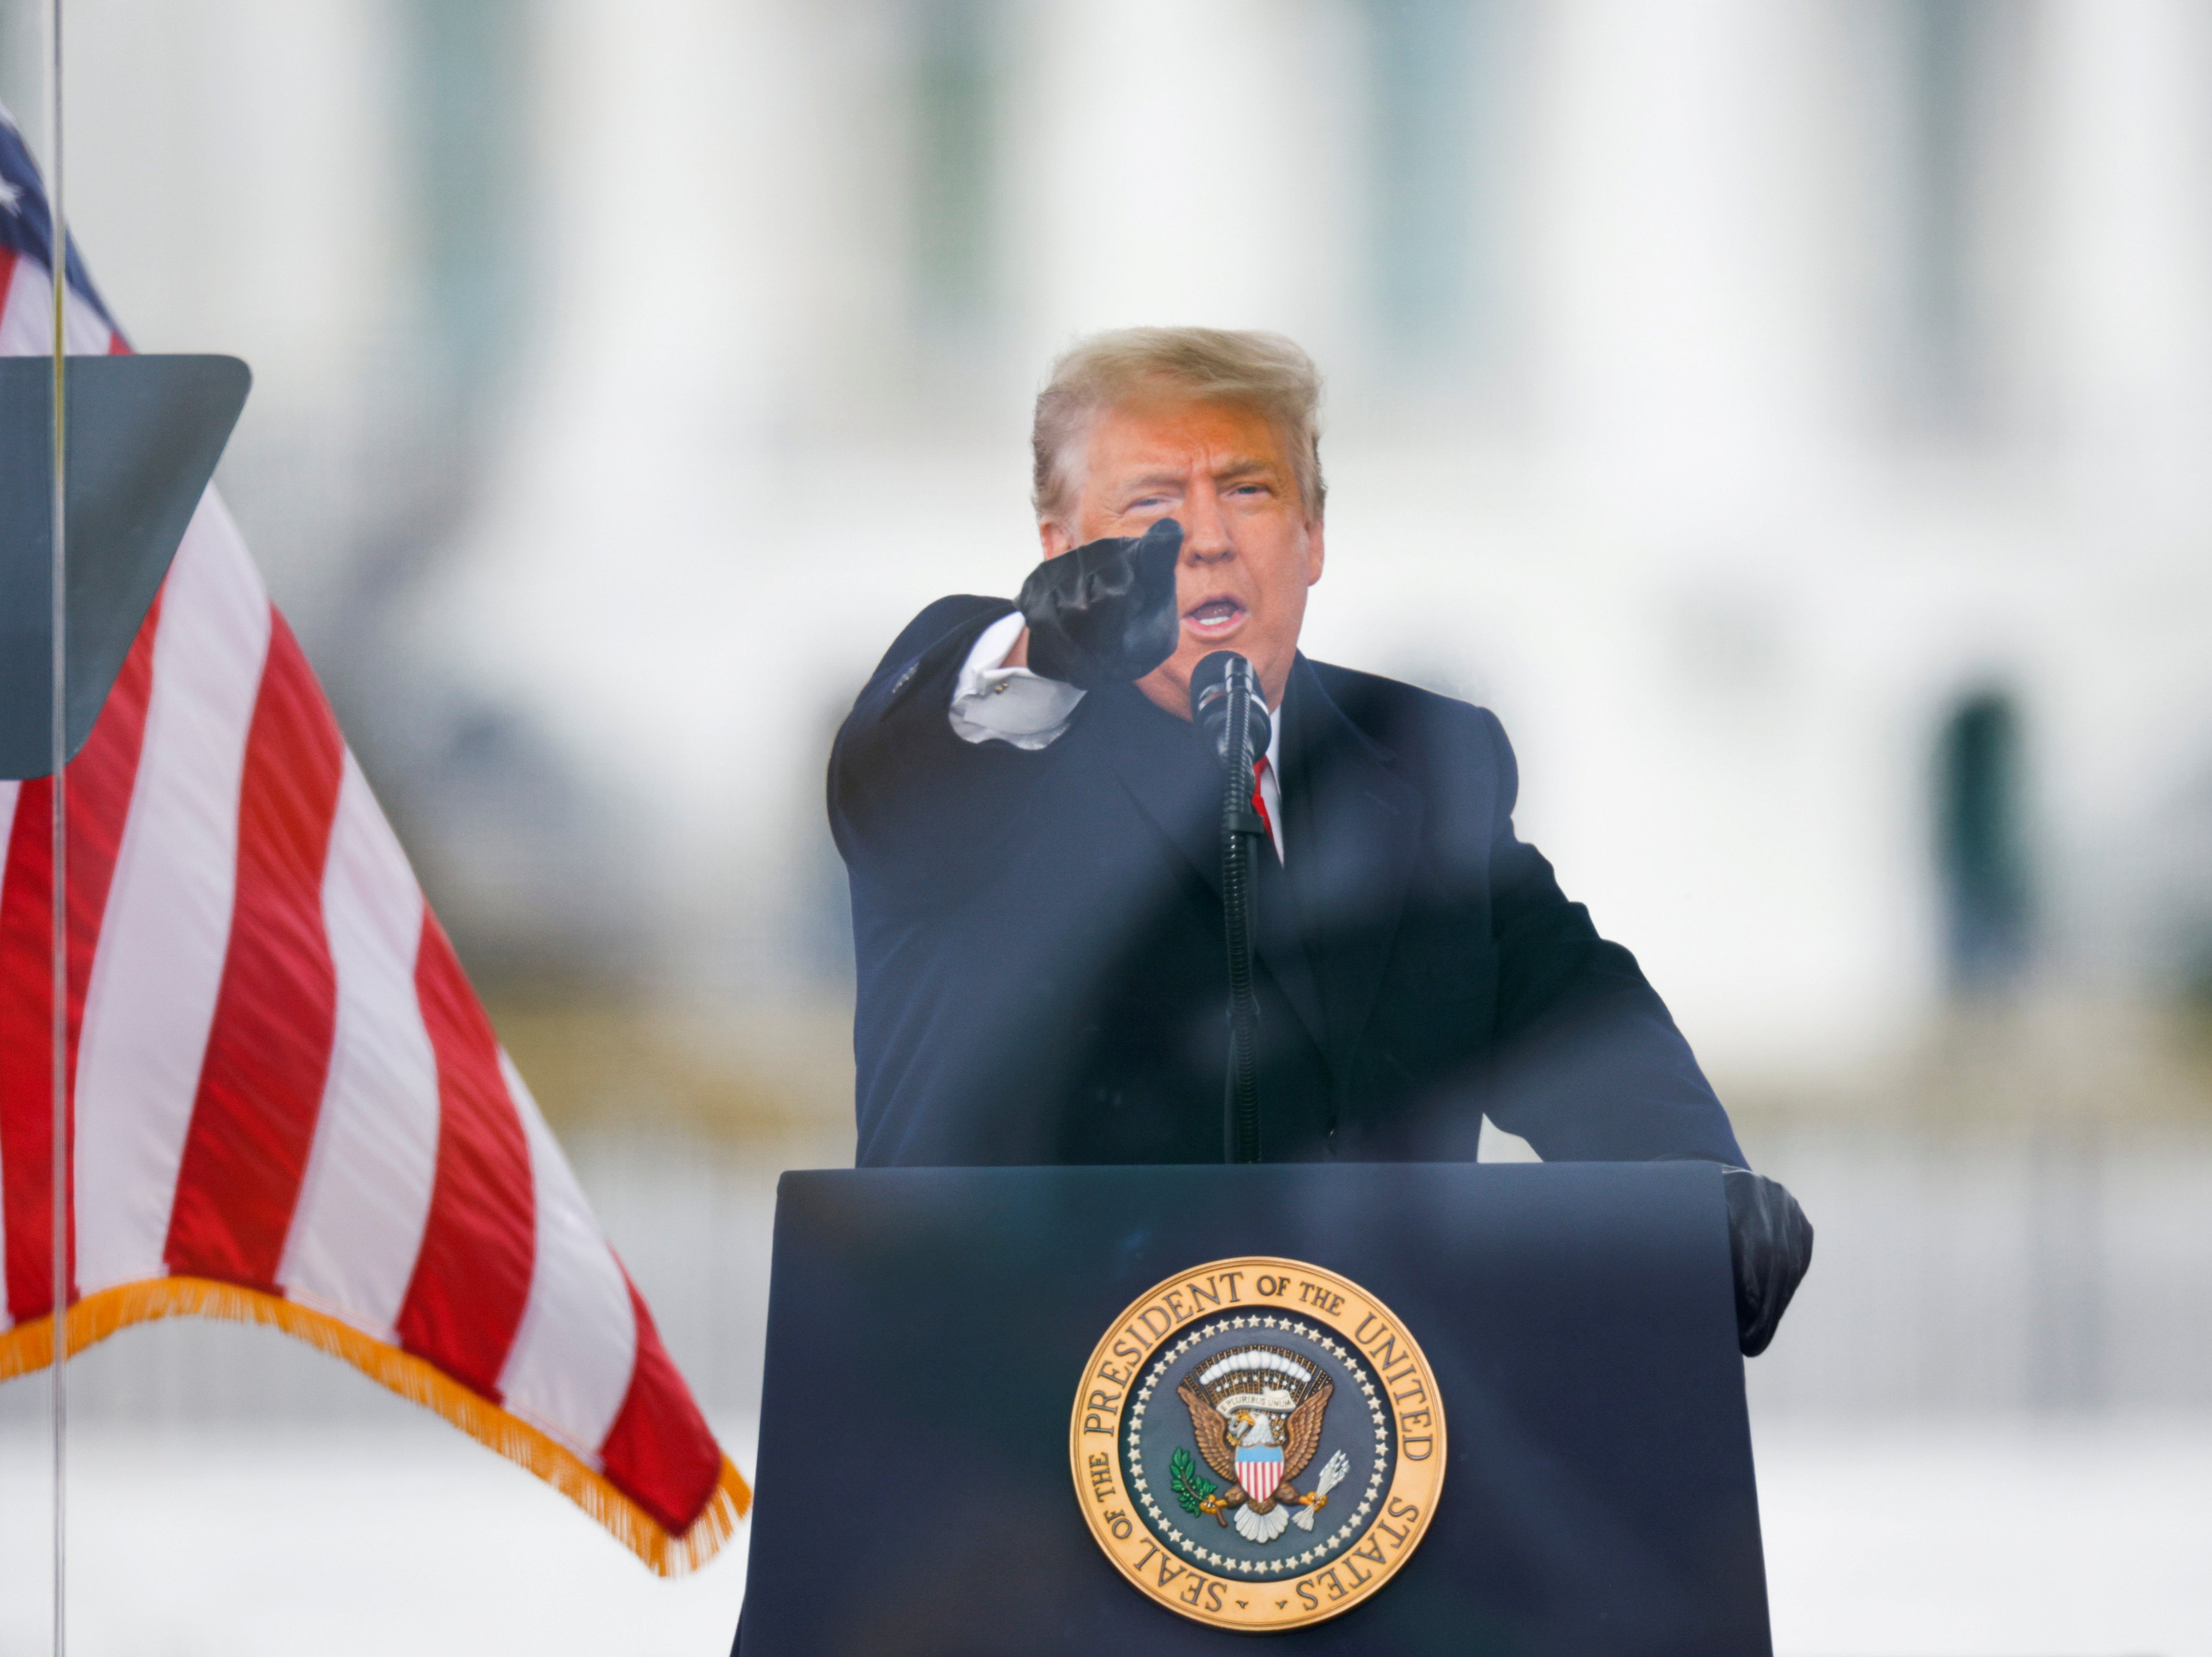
[1236,1442,1284,1504]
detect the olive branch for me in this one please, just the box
[1169,1446,1218,1515]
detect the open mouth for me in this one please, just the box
[1183,597,1248,638]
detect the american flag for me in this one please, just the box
[0,110,748,1573]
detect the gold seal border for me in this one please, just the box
[1069,1255,1447,1633]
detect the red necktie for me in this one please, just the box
[1252,757,1274,844]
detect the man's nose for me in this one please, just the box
[1181,485,1234,563]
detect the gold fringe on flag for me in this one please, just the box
[0,1277,751,1577]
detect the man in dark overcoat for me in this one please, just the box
[829,327,1805,1346]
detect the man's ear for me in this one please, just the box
[1305,517,1326,586]
[1039,518,1074,559]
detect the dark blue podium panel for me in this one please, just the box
[740,1163,1769,1657]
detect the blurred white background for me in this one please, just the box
[3,2,2211,1652]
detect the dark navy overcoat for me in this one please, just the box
[831,596,1745,1170]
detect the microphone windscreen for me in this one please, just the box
[1190,652,1270,769]
[1189,650,1237,716]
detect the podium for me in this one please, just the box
[735,1162,1770,1656]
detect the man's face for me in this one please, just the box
[1040,398,1324,717]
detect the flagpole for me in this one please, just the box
[48,0,71,1651]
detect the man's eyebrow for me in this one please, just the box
[1118,469,1188,493]
[1116,457,1281,495]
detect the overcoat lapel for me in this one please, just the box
[1279,656,1422,1090]
[1095,684,1331,1057]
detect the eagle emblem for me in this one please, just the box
[1074,1257,1447,1630]
[1173,1345,1352,1544]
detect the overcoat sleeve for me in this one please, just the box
[1475,710,1747,1166]
[828,595,1064,911]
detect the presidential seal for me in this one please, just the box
[1069,1257,1445,1631]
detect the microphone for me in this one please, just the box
[1190,651,1271,771]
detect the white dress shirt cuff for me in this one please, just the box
[948,610,1087,750]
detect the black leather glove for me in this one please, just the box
[1018,518,1183,688]
[1723,1168,1813,1357]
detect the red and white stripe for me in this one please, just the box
[1,209,725,1538]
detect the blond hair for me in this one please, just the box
[1030,327,1326,525]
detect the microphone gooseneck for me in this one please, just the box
[1190,651,1268,1164]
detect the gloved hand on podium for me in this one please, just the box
[1018,517,1183,687]
[1722,1168,1813,1357]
